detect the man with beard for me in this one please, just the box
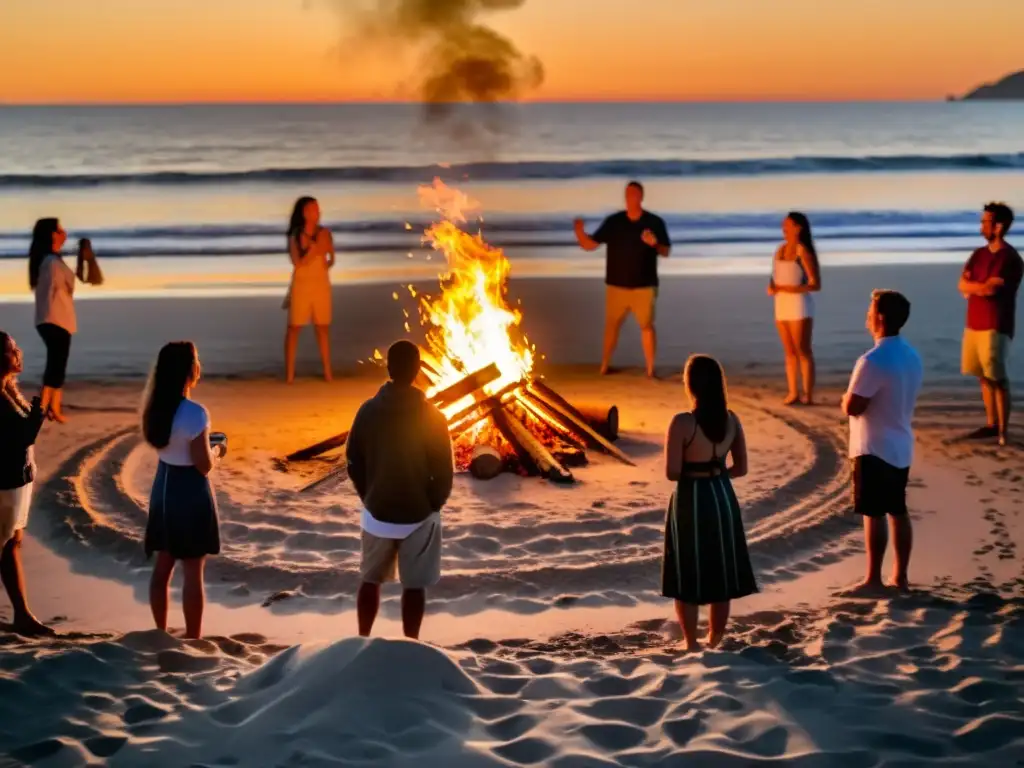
[959,202,1023,446]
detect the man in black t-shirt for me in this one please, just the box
[574,181,671,377]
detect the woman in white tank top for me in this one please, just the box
[767,212,822,405]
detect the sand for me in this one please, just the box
[0,267,1022,766]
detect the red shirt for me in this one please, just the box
[964,244,1023,338]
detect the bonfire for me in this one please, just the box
[288,180,632,487]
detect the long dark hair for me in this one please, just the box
[786,211,818,262]
[141,341,198,449]
[0,331,28,410]
[29,218,60,289]
[287,196,316,246]
[684,354,730,444]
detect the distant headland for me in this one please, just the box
[949,70,1024,101]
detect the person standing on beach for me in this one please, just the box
[841,290,922,596]
[662,355,758,651]
[346,340,453,640]
[574,181,671,378]
[958,202,1022,446]
[768,212,821,405]
[284,197,335,384]
[29,219,100,423]
[142,342,223,640]
[0,331,53,636]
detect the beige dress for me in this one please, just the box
[285,229,332,327]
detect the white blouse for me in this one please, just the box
[34,255,77,334]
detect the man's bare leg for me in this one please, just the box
[982,378,998,430]
[839,516,891,596]
[888,515,913,593]
[601,316,625,375]
[994,381,1011,445]
[641,326,656,378]
[401,588,426,640]
[357,582,381,637]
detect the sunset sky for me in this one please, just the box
[2,0,1022,103]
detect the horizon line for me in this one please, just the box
[0,97,953,108]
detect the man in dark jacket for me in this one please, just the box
[346,340,454,639]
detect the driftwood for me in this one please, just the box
[575,404,619,442]
[299,462,349,493]
[469,444,504,479]
[491,406,574,484]
[525,381,634,466]
[286,431,349,462]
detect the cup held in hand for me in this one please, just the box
[210,432,228,458]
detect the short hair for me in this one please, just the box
[984,202,1014,234]
[387,340,420,385]
[626,180,644,196]
[872,289,911,334]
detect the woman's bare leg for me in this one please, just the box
[795,319,816,404]
[284,326,301,384]
[314,325,333,383]
[675,600,701,652]
[149,552,176,632]
[775,322,799,404]
[181,557,206,639]
[707,601,731,648]
[1,531,53,635]
[50,388,67,423]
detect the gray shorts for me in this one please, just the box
[360,513,442,589]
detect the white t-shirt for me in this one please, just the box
[360,508,429,540]
[158,399,210,466]
[846,335,923,468]
[34,255,77,334]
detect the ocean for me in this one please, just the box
[2,102,1024,298]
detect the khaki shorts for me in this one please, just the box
[606,286,657,329]
[962,329,1011,383]
[360,513,442,589]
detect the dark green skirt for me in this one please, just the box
[662,474,758,605]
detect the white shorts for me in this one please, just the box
[0,483,33,546]
[774,293,814,322]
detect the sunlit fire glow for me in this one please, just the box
[416,179,535,421]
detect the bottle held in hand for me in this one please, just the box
[209,432,228,459]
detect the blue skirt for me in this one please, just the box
[662,474,758,605]
[145,462,220,560]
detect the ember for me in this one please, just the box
[287,180,633,487]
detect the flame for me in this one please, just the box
[416,179,534,420]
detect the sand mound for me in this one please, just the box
[0,587,1021,766]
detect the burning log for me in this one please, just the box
[469,444,504,480]
[430,362,501,410]
[448,382,520,439]
[575,404,619,442]
[491,406,574,484]
[525,381,634,466]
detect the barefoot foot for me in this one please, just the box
[12,615,58,637]
[836,580,893,598]
[782,394,800,406]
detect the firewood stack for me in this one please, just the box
[287,348,633,490]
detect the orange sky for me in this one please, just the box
[2,0,1022,103]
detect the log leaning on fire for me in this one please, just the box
[429,362,502,410]
[525,380,634,466]
[491,406,574,484]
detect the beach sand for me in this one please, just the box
[0,267,1022,766]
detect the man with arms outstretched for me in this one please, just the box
[841,290,923,596]
[574,181,671,378]
[959,202,1022,446]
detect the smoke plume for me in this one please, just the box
[334,0,543,132]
